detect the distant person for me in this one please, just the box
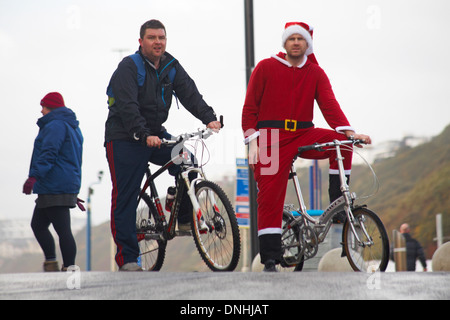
[400,223,428,271]
[23,92,84,272]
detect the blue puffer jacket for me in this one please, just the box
[29,107,83,194]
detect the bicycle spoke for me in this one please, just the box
[136,193,166,271]
[344,208,389,272]
[192,181,240,271]
[197,193,234,265]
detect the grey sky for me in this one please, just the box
[1,0,449,225]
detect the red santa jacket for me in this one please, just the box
[242,52,353,143]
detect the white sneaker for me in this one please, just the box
[119,262,143,272]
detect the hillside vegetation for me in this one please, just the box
[350,124,450,257]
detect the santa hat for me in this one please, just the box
[282,22,318,65]
[40,92,65,109]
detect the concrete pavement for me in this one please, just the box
[0,271,449,300]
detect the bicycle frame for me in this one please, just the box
[138,147,212,241]
[288,140,373,246]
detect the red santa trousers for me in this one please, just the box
[253,127,353,238]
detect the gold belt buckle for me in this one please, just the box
[285,119,297,131]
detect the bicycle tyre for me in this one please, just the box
[136,192,167,271]
[191,181,241,271]
[281,209,304,272]
[342,207,389,272]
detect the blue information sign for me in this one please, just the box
[235,158,250,228]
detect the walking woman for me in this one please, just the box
[23,92,84,272]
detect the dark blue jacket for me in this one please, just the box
[105,49,217,143]
[404,233,427,271]
[29,107,83,194]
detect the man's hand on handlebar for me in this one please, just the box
[207,121,222,132]
[344,130,372,147]
[148,116,224,147]
[146,135,162,148]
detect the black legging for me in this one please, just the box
[31,206,77,268]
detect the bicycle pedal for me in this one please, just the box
[282,256,299,266]
[143,233,164,241]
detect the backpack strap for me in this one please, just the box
[168,66,180,109]
[107,53,179,108]
[129,53,146,87]
[106,53,146,107]
[168,65,176,83]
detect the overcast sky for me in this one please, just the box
[1,0,449,226]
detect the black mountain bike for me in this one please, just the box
[136,121,241,271]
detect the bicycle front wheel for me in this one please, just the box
[192,181,241,271]
[343,207,389,272]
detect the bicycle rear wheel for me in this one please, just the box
[280,209,304,272]
[136,193,167,271]
[343,207,389,272]
[192,181,241,271]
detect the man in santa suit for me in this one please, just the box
[242,22,372,272]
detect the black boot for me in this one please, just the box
[263,259,278,272]
[259,234,281,272]
[329,174,350,257]
[329,174,350,224]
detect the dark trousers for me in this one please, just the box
[31,206,76,267]
[105,134,191,267]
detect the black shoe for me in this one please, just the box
[329,175,350,224]
[333,211,347,224]
[263,260,278,272]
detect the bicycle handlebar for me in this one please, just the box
[161,115,224,146]
[297,139,366,155]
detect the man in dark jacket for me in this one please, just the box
[23,92,83,272]
[105,20,221,271]
[400,223,428,271]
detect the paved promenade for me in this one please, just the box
[0,271,448,300]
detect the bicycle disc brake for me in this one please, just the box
[206,213,226,239]
[300,225,319,259]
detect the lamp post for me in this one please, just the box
[86,170,103,271]
[244,0,259,262]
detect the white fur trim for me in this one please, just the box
[271,54,308,68]
[335,126,355,134]
[258,228,283,236]
[329,169,352,175]
[282,25,313,56]
[244,131,260,145]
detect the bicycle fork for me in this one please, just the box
[334,142,373,247]
[181,170,211,233]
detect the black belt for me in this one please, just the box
[257,120,314,132]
